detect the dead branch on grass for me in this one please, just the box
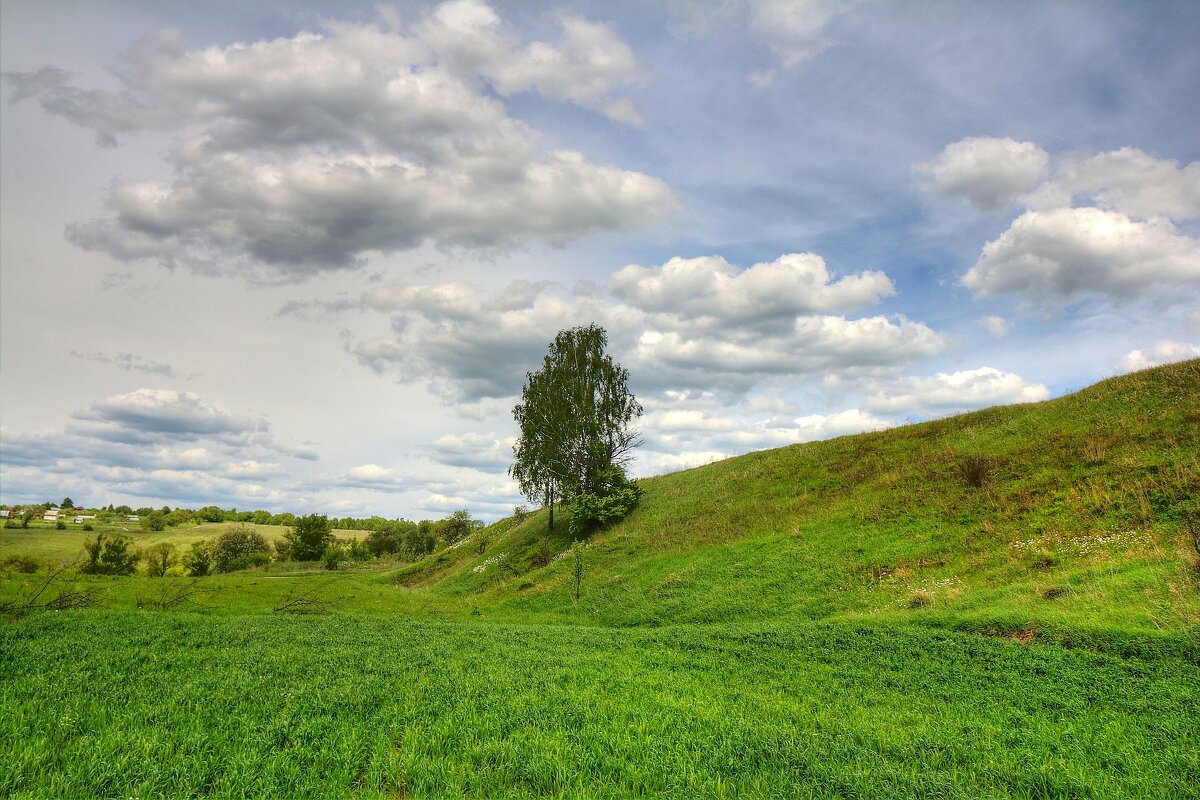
[273,581,336,614]
[0,560,98,616]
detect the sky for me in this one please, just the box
[2,0,1199,520]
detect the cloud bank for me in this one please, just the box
[7,2,674,279]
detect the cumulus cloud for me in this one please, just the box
[860,367,1050,415]
[919,137,1050,211]
[6,3,673,278]
[962,208,1200,301]
[1116,340,1199,373]
[922,137,1200,306]
[609,253,894,326]
[1058,147,1200,221]
[339,252,940,402]
[635,394,890,476]
[340,463,409,490]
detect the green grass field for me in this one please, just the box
[3,360,1199,797]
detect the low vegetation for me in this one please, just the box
[2,359,1198,798]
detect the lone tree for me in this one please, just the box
[511,325,642,530]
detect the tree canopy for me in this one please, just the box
[511,325,642,528]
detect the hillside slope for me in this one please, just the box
[392,359,1200,642]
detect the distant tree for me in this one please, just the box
[284,514,333,561]
[511,325,642,530]
[144,542,178,577]
[141,511,167,532]
[439,509,477,546]
[403,521,438,558]
[251,510,272,525]
[211,526,271,572]
[114,505,133,515]
[197,506,224,523]
[81,532,140,576]
[61,497,75,509]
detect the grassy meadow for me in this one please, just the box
[2,359,1199,797]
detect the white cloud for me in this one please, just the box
[341,463,408,490]
[1117,340,1199,373]
[920,137,1050,211]
[979,316,1010,338]
[8,4,672,278]
[1059,147,1200,221]
[862,367,1050,415]
[962,207,1200,301]
[746,0,853,86]
[340,253,940,402]
[609,253,894,326]
[791,408,891,439]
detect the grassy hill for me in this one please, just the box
[2,359,1198,798]
[388,357,1200,641]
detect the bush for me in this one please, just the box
[347,537,373,561]
[285,514,333,561]
[568,466,643,538]
[141,511,167,532]
[512,505,529,525]
[3,556,40,574]
[226,551,272,572]
[82,523,94,531]
[403,521,437,558]
[55,520,67,530]
[438,510,477,546]
[182,540,213,577]
[324,545,348,570]
[212,526,271,573]
[365,528,401,557]
[80,532,140,576]
[144,542,178,577]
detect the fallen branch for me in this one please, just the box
[156,579,211,611]
[273,581,336,614]
[1,560,97,616]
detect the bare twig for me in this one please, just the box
[2,559,97,616]
[273,581,336,614]
[156,580,210,611]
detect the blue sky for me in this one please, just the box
[2,0,1198,519]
